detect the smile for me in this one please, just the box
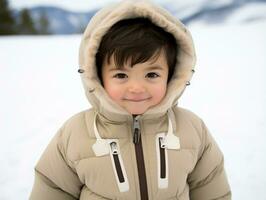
[124,98,151,102]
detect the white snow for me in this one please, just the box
[1,21,266,200]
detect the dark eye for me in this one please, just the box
[113,73,128,79]
[146,72,159,78]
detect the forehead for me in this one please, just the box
[104,49,168,70]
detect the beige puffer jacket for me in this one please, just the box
[29,1,231,200]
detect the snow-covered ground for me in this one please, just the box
[1,20,266,199]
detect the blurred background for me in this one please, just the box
[1,0,266,199]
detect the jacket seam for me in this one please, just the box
[35,169,78,199]
[189,157,224,191]
[57,128,78,173]
[211,191,232,200]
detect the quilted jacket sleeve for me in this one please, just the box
[29,126,83,200]
[188,120,232,200]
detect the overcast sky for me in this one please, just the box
[9,0,167,11]
[9,0,123,11]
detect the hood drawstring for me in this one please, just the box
[164,109,180,150]
[92,112,110,156]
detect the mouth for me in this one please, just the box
[124,97,151,102]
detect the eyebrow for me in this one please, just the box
[145,65,164,71]
[108,67,128,72]
[108,65,164,72]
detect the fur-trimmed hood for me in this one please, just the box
[78,0,196,121]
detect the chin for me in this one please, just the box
[128,109,146,115]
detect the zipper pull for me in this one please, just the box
[133,117,140,144]
[110,142,118,155]
[159,137,166,148]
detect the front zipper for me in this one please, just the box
[133,116,141,144]
[133,116,149,200]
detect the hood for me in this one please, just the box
[78,0,196,122]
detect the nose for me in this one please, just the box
[127,81,146,94]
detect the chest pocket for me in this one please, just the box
[76,139,130,199]
[155,110,180,189]
[90,113,129,194]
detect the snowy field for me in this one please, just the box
[1,20,266,199]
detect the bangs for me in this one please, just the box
[106,47,163,69]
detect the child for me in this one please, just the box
[30,1,231,200]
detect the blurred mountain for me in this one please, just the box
[14,6,98,34]
[13,0,266,34]
[31,6,97,34]
[162,0,266,24]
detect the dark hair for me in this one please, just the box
[96,17,178,83]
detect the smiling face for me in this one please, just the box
[102,50,169,115]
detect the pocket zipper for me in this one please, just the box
[110,141,125,183]
[159,137,166,179]
[156,133,168,189]
[108,140,129,192]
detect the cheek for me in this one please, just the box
[150,83,167,102]
[104,84,123,101]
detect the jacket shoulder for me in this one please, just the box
[33,110,92,198]
[173,106,203,122]
[62,108,94,130]
[172,106,204,133]
[171,106,207,150]
[58,108,96,162]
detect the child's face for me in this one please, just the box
[102,51,169,115]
